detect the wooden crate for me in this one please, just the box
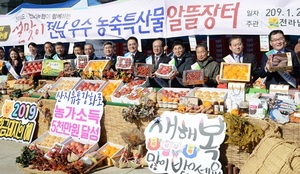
[219,62,251,83]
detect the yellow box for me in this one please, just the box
[83,60,111,78]
[219,62,251,82]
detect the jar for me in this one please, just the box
[239,101,249,114]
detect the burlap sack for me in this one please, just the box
[240,135,300,174]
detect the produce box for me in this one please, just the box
[76,55,89,69]
[20,59,43,77]
[219,62,251,82]
[157,87,191,108]
[99,80,123,102]
[73,79,107,92]
[155,63,173,79]
[97,142,124,167]
[122,87,154,105]
[49,77,82,95]
[14,78,34,90]
[41,59,64,76]
[83,60,111,78]
[134,63,154,77]
[115,56,133,70]
[31,131,69,151]
[63,138,99,158]
[31,80,55,97]
[269,52,293,72]
[182,69,205,86]
[186,87,228,102]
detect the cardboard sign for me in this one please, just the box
[0,100,38,143]
[145,111,226,174]
[41,59,64,76]
[50,90,104,144]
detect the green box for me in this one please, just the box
[248,88,268,94]
[41,59,64,76]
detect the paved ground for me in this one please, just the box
[0,140,154,174]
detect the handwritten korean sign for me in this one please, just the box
[144,111,226,174]
[0,100,38,144]
[50,90,103,144]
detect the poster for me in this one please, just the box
[145,111,226,174]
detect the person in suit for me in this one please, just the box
[146,39,171,87]
[100,41,117,71]
[191,43,219,87]
[25,42,43,61]
[228,36,260,82]
[125,36,147,64]
[260,30,300,89]
[2,48,23,79]
[52,42,72,60]
[169,40,195,87]
[84,43,100,60]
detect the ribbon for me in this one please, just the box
[5,61,20,80]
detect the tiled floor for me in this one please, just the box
[0,140,154,174]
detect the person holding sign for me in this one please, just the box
[169,40,195,87]
[125,36,147,64]
[260,30,300,89]
[2,48,23,79]
[191,43,219,87]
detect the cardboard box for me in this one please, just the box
[269,52,293,72]
[49,77,82,95]
[63,138,99,157]
[83,60,111,78]
[73,79,107,92]
[186,87,228,102]
[269,84,289,95]
[99,80,124,102]
[20,59,43,77]
[219,62,251,82]
[41,59,64,76]
[115,56,133,70]
[97,142,124,167]
[31,131,69,152]
[76,55,89,69]
[155,63,174,79]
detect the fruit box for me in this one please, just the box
[83,60,111,77]
[122,87,154,105]
[157,87,191,108]
[63,137,99,158]
[31,131,70,152]
[76,55,89,69]
[99,80,124,102]
[182,69,205,86]
[134,63,154,77]
[155,63,174,79]
[73,79,107,92]
[48,77,82,96]
[269,52,293,72]
[219,62,251,82]
[41,59,64,76]
[20,59,43,77]
[97,142,124,167]
[115,56,133,70]
[186,87,228,103]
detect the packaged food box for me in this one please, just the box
[155,63,173,79]
[99,80,123,102]
[269,52,293,72]
[134,63,154,77]
[31,131,69,151]
[157,87,191,108]
[20,59,43,77]
[41,59,64,76]
[73,79,107,92]
[49,77,82,93]
[219,62,251,82]
[115,56,133,70]
[97,142,124,166]
[76,55,89,69]
[83,60,111,78]
[186,87,228,103]
[63,138,99,158]
[182,69,205,86]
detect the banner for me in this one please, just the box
[0,0,300,46]
[0,100,38,143]
[145,111,226,173]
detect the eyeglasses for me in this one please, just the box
[271,37,285,43]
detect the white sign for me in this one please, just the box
[144,111,226,174]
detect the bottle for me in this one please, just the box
[213,101,219,115]
[225,98,232,113]
[219,100,225,113]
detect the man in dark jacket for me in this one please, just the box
[100,41,117,71]
[124,36,147,64]
[25,42,43,61]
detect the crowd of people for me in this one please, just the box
[0,29,299,90]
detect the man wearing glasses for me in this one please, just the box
[260,30,300,89]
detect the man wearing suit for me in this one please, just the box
[25,42,43,61]
[125,36,147,63]
[229,36,260,83]
[100,41,117,71]
[260,30,300,89]
[146,39,171,87]
[84,43,100,60]
[52,42,73,60]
